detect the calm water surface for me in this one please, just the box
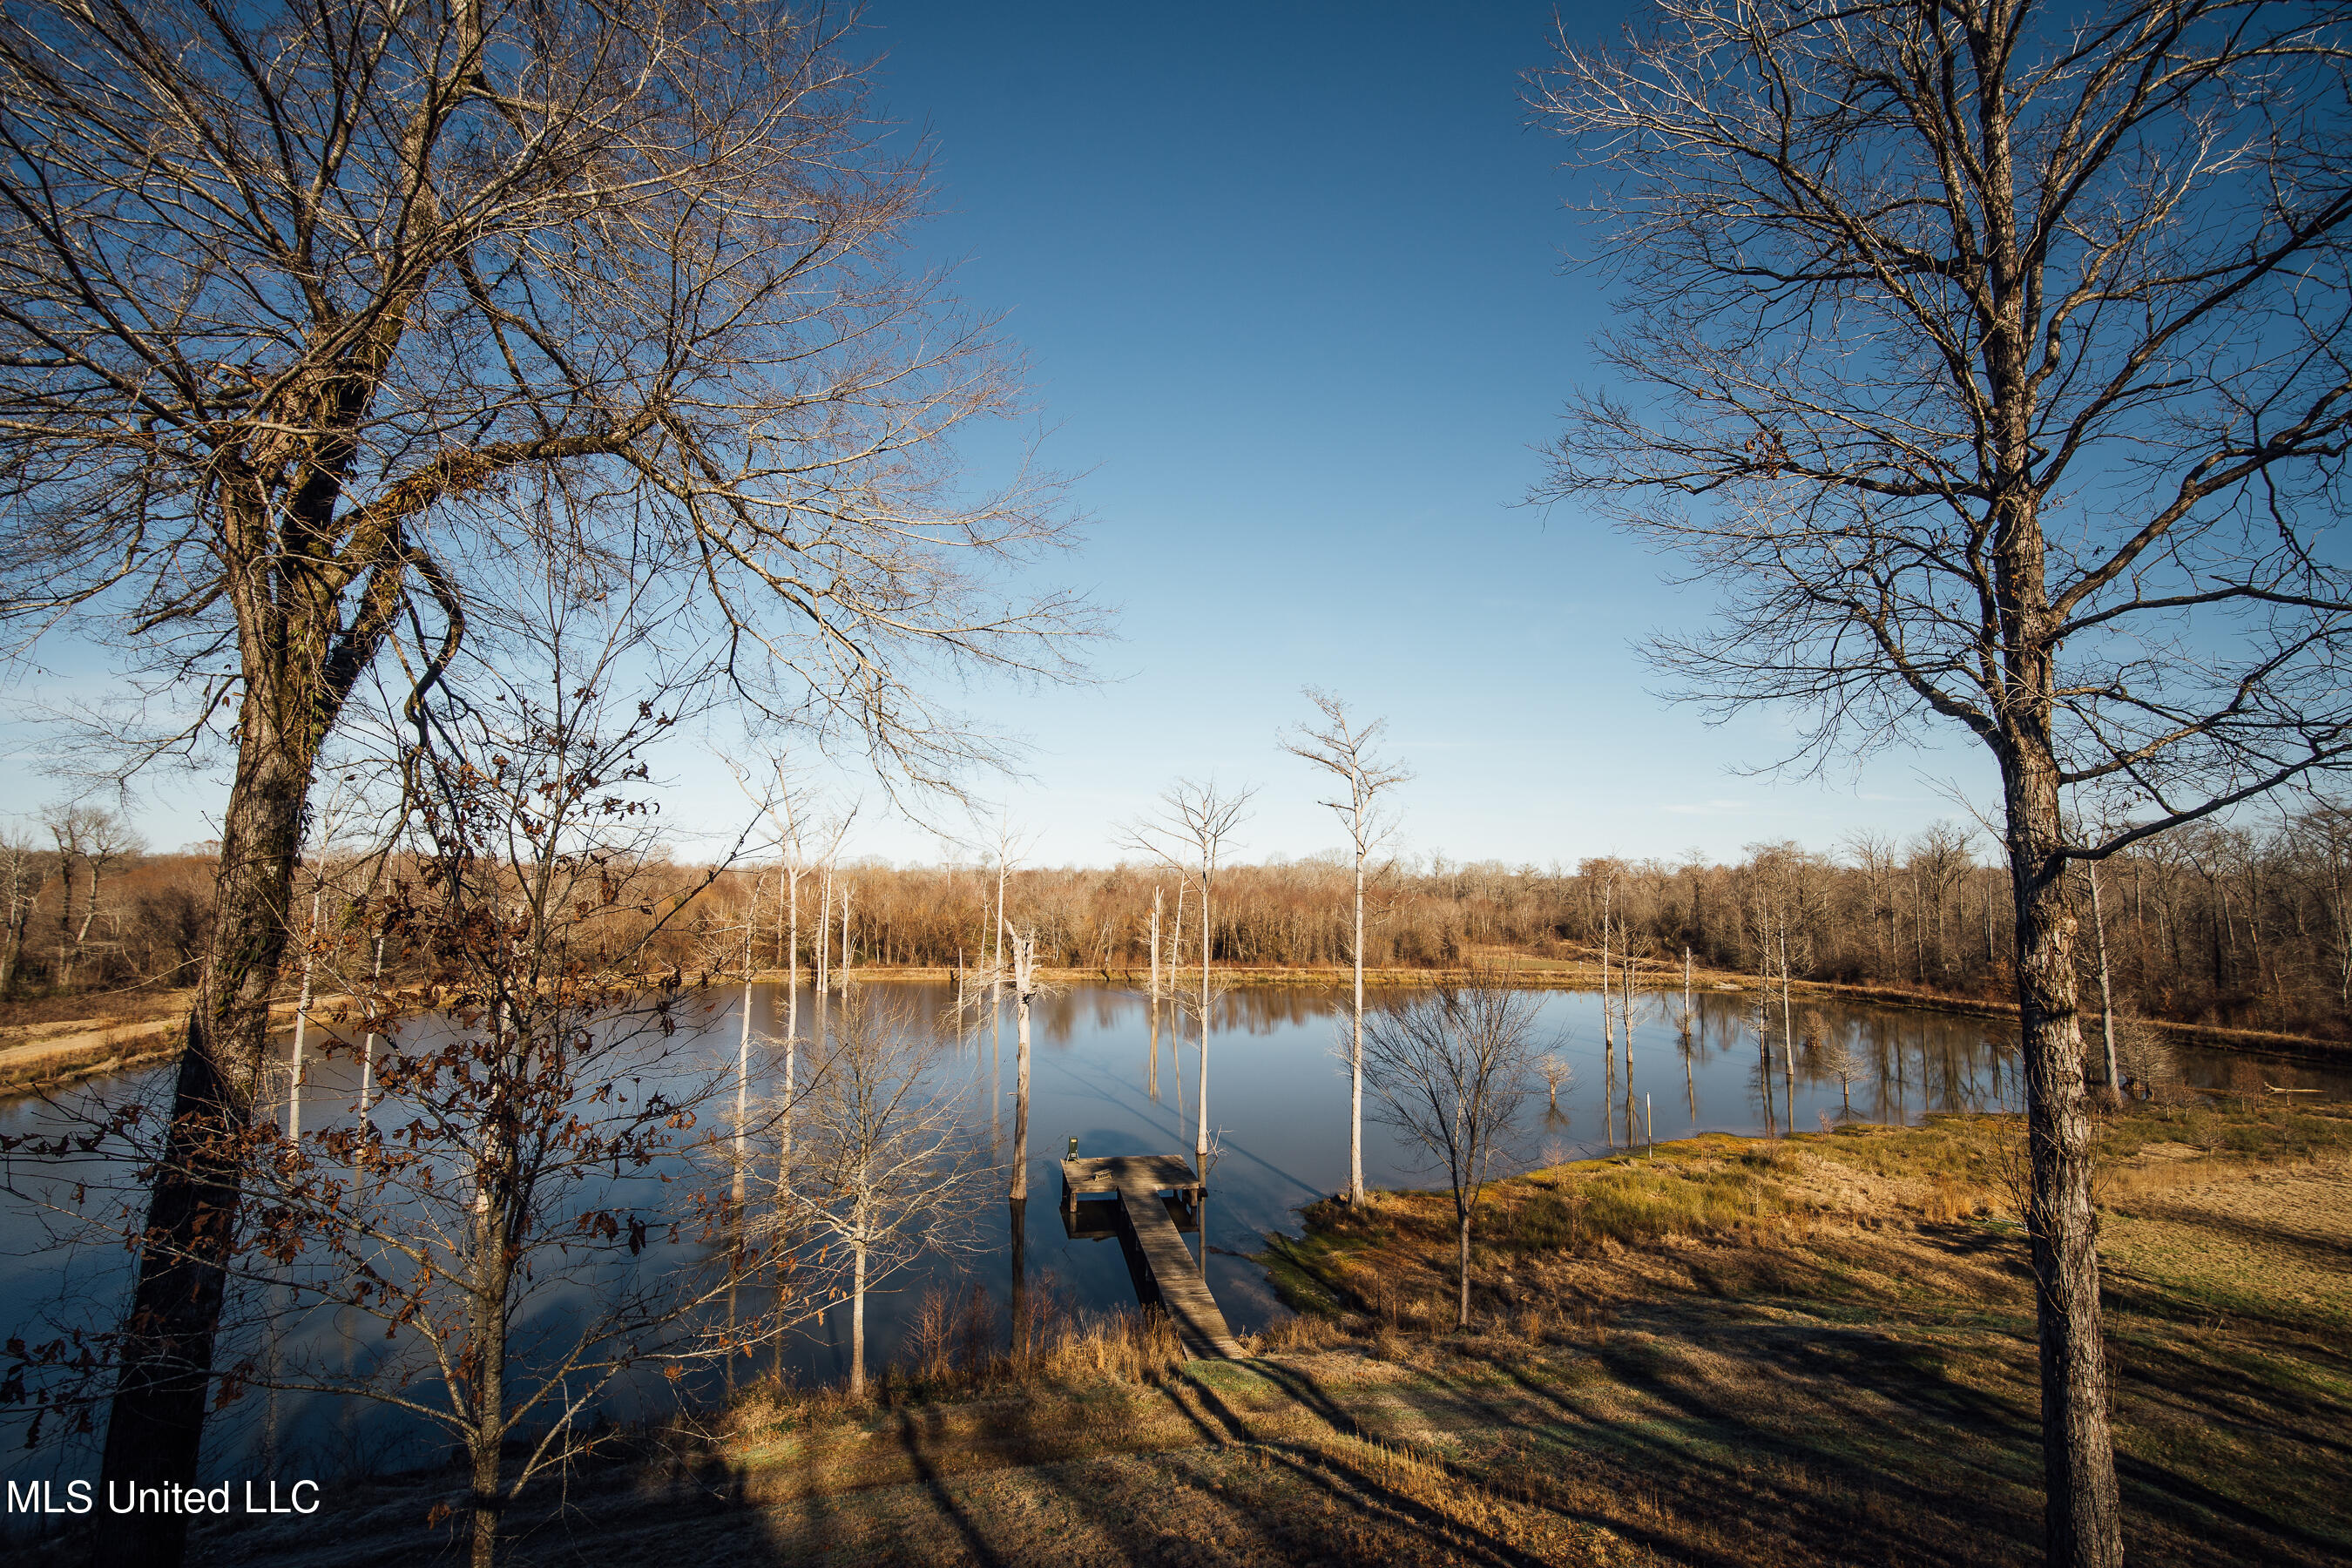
[2,980,2341,1496]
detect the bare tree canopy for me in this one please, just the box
[1532,0,2352,830]
[1362,972,1543,1329]
[1531,3,2352,1565]
[1281,688,1409,1206]
[1120,779,1254,1166]
[0,5,1092,1561]
[784,992,985,1398]
[0,0,1090,779]
[265,596,784,1568]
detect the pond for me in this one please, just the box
[2,979,2341,1500]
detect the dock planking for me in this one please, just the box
[1058,1153,1243,1359]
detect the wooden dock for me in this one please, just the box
[1058,1153,1242,1358]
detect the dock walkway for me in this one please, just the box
[1058,1153,1242,1358]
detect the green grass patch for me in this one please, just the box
[1494,1162,1795,1254]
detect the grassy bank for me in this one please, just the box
[1260,1102,2352,1566]
[118,1101,2348,1566]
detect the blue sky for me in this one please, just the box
[814,0,1997,866]
[0,2,1998,868]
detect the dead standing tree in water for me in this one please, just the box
[0,5,1091,1552]
[1538,1052,1575,1114]
[1534,5,2352,1561]
[1282,689,1411,1206]
[1123,781,1255,1170]
[970,814,1034,1151]
[997,918,1044,1352]
[1362,972,1544,1329]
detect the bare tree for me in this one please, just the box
[1538,1051,1575,1111]
[0,825,51,997]
[996,916,1044,1349]
[739,768,854,1198]
[1282,689,1411,1206]
[0,4,1089,1546]
[1122,781,1255,1167]
[1362,972,1544,1329]
[248,587,791,1568]
[1815,1037,1869,1120]
[976,813,1033,1019]
[1843,831,1904,977]
[966,811,1032,1176]
[1149,884,1164,1004]
[41,805,142,988]
[1534,6,2352,1562]
[783,992,984,1398]
[1000,920,1043,1207]
[1909,823,1977,983]
[2085,862,2121,1106]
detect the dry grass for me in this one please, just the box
[722,1281,1188,1446]
[1246,1101,2352,1568]
[132,1102,2352,1568]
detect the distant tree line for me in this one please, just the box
[674,801,2352,1040]
[0,810,212,1001]
[16,801,2346,1046]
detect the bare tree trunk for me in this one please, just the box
[2010,765,2122,1568]
[468,1178,509,1568]
[1013,986,1031,1201]
[75,856,106,968]
[1349,841,1366,1205]
[469,1425,502,1568]
[1006,912,1032,1361]
[2089,867,2119,1106]
[1170,882,1185,1003]
[1623,922,1637,1144]
[735,881,756,1213]
[1197,880,1212,1166]
[1149,887,1162,1004]
[286,891,320,1142]
[52,831,78,990]
[1682,944,1693,1034]
[1601,920,1614,1056]
[361,935,383,1113]
[1779,926,1794,1085]
[1,875,33,997]
[849,1240,868,1398]
[96,711,317,1567]
[991,859,1005,1139]
[785,868,799,1170]
[817,875,831,997]
[1456,1206,1472,1329]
